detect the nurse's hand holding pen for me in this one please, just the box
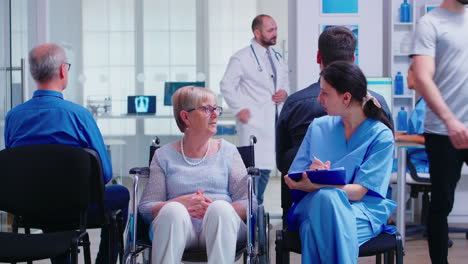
[309,155,330,171]
[284,155,331,192]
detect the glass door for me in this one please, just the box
[1,0,27,232]
[0,0,27,150]
[0,0,11,232]
[0,0,12,150]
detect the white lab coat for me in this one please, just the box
[220,39,290,169]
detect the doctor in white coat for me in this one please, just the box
[220,14,290,204]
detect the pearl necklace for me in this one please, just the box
[180,138,211,166]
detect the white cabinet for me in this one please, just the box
[386,0,443,125]
[386,0,417,125]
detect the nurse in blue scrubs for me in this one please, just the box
[285,61,397,264]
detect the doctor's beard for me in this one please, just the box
[260,36,277,47]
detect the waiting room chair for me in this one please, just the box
[276,171,404,264]
[124,136,269,264]
[8,144,125,264]
[0,144,93,263]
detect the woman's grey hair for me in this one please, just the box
[29,43,67,83]
[172,86,216,132]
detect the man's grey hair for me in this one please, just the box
[29,43,67,83]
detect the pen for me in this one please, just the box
[311,154,320,171]
[312,154,326,166]
[311,154,318,161]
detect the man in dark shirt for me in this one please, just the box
[276,26,393,219]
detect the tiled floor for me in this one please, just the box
[10,175,468,263]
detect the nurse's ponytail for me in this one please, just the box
[320,61,393,131]
[362,94,393,131]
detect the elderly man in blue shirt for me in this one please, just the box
[4,43,129,264]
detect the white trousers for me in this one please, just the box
[150,200,246,264]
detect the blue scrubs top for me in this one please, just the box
[288,116,396,234]
[392,98,428,173]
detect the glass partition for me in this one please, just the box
[5,0,287,181]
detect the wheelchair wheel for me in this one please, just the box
[257,205,270,264]
[264,212,270,264]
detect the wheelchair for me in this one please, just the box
[124,135,270,264]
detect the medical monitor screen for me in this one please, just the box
[367,77,393,115]
[164,82,205,106]
[127,96,156,115]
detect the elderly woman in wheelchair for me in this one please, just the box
[139,86,254,264]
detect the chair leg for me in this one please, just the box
[389,250,395,264]
[395,233,404,264]
[82,232,92,264]
[108,217,118,264]
[25,225,33,264]
[375,253,382,264]
[71,244,79,264]
[275,230,289,264]
[118,214,125,264]
[383,250,394,264]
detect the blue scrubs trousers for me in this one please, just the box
[293,188,379,264]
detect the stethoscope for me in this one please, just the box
[250,44,282,72]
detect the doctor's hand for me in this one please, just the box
[272,89,288,104]
[309,158,331,171]
[446,118,468,149]
[236,108,251,124]
[284,172,316,192]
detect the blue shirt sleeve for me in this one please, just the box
[408,99,426,136]
[80,111,113,183]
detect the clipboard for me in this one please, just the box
[288,168,346,203]
[288,168,346,185]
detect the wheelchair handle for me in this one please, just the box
[129,167,150,176]
[249,135,257,146]
[152,136,160,147]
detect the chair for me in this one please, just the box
[0,144,93,263]
[125,136,269,264]
[276,172,404,264]
[9,145,125,264]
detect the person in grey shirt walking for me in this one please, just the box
[411,0,468,262]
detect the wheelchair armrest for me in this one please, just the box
[247,167,260,176]
[129,167,150,177]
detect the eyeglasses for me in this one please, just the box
[63,63,71,71]
[187,105,223,116]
